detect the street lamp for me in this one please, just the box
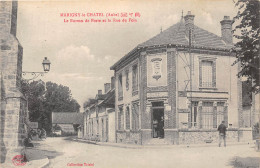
[22,57,51,81]
[42,57,51,72]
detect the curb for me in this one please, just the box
[73,138,255,149]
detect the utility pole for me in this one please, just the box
[189,29,193,127]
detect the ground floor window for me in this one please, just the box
[132,103,139,130]
[118,107,124,130]
[216,102,225,128]
[125,106,130,130]
[191,101,198,127]
[201,102,214,129]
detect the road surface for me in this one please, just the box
[37,137,259,168]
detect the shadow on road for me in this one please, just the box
[228,156,260,168]
[32,140,64,160]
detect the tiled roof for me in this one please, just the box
[52,112,83,125]
[111,19,231,70]
[138,20,228,49]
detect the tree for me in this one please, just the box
[233,0,260,93]
[21,80,80,134]
[21,80,45,122]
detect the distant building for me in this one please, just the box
[83,77,115,142]
[52,112,83,135]
[110,12,251,145]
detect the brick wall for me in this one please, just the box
[167,48,177,129]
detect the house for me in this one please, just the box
[52,112,83,135]
[83,77,115,142]
[110,11,252,145]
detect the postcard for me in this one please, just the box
[0,0,259,167]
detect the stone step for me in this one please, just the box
[146,138,169,145]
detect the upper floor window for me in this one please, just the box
[125,70,129,91]
[199,59,216,88]
[118,74,123,100]
[132,64,138,92]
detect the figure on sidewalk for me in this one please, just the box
[218,120,227,147]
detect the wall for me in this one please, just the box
[177,51,241,128]
[115,57,140,132]
[0,1,28,163]
[108,110,115,142]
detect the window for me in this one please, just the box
[118,74,123,99]
[200,59,216,88]
[132,103,139,130]
[191,101,198,127]
[216,102,225,128]
[201,102,213,128]
[132,64,138,92]
[126,70,129,90]
[118,107,124,130]
[125,106,130,130]
[97,119,99,135]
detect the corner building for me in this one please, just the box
[110,12,252,145]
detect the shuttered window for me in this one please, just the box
[132,103,139,130]
[201,102,213,128]
[201,61,213,87]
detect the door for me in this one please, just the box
[152,108,164,138]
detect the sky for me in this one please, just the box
[16,0,238,111]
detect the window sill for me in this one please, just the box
[199,87,217,90]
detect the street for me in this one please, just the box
[35,137,259,168]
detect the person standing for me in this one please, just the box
[218,121,227,147]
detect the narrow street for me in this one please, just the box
[36,137,259,168]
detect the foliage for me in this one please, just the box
[83,98,96,109]
[21,80,80,134]
[232,0,260,93]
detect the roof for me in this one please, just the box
[52,112,84,125]
[111,18,231,70]
[99,88,115,108]
[138,21,227,49]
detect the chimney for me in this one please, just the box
[98,90,102,95]
[111,76,115,89]
[220,16,233,44]
[104,83,111,94]
[184,11,195,43]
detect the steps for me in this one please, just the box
[146,138,169,145]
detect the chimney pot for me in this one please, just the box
[184,11,195,43]
[98,90,102,95]
[220,16,233,44]
[111,76,115,89]
[104,83,111,94]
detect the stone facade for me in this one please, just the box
[0,1,28,163]
[110,12,249,145]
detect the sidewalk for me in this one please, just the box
[72,138,256,149]
[23,141,49,168]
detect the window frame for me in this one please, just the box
[118,73,123,100]
[132,64,138,92]
[199,57,216,89]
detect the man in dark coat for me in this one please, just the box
[218,121,227,147]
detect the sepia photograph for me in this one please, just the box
[0,0,259,167]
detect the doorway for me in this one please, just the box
[152,108,164,138]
